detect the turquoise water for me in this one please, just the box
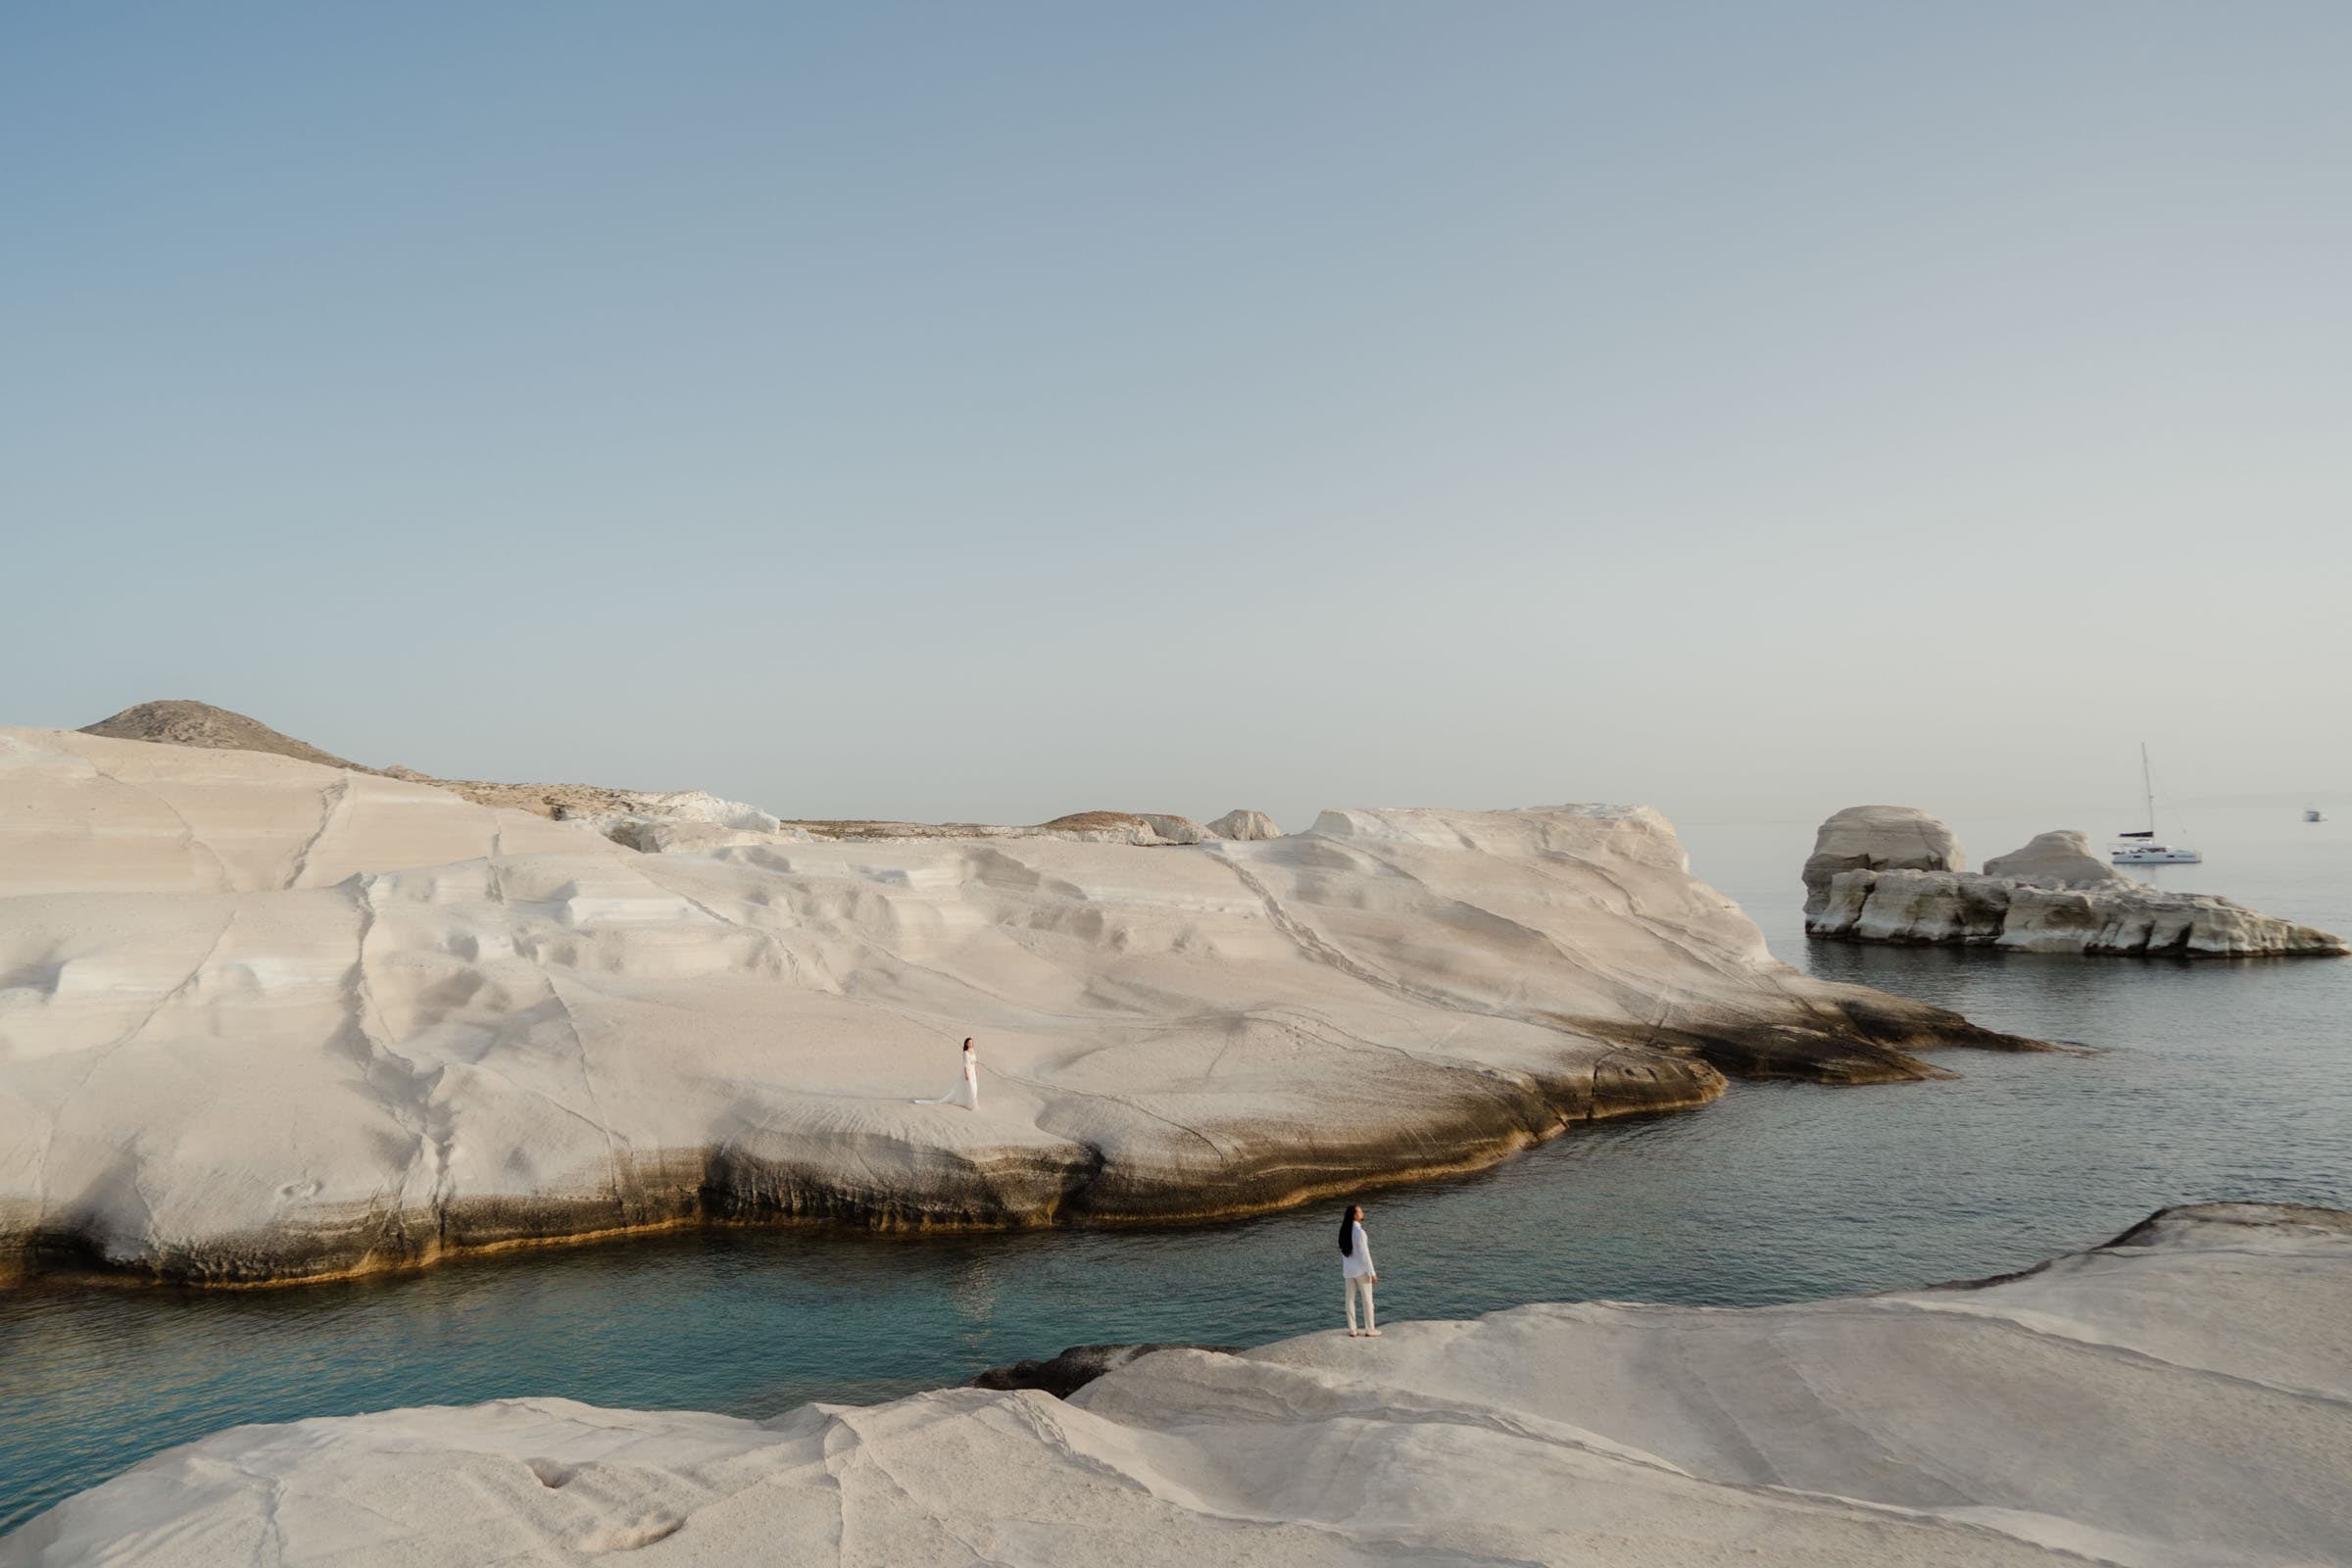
[5,808,2347,1533]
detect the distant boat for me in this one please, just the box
[2112,744,2201,865]
[2310,808,2329,824]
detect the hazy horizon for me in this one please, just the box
[8,4,2348,830]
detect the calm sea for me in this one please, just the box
[4,806,2346,1533]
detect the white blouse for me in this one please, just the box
[1342,1222,1375,1280]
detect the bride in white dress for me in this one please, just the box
[912,1037,980,1110]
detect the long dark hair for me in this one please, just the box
[1337,1203,1361,1256]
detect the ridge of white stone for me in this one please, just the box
[8,1202,2345,1566]
[1800,806,2347,956]
[1,729,2025,1282]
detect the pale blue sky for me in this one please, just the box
[6,3,2347,829]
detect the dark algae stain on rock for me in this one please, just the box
[973,1343,1241,1398]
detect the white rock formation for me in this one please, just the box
[1205,808,1281,841]
[0,730,2042,1284]
[1801,804,1966,921]
[1980,829,2130,887]
[640,791,775,829]
[1804,808,2348,957]
[594,817,817,854]
[770,812,1200,847]
[568,790,813,854]
[11,1202,2348,1567]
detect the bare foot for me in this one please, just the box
[1346,1330,1362,1338]
[1364,1330,1382,1338]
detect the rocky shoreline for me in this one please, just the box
[10,1202,2346,1565]
[0,728,2052,1288]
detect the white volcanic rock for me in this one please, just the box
[1815,868,2351,956]
[0,730,2042,1284]
[11,1202,2348,1567]
[571,789,813,854]
[626,791,779,830]
[1812,867,2013,946]
[1805,808,2347,956]
[1801,804,1966,921]
[0,730,589,896]
[594,817,817,854]
[1205,808,1281,840]
[775,812,1196,847]
[1981,829,2131,887]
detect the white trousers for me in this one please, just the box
[1345,1276,1376,1333]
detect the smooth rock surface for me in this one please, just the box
[11,1202,2346,1567]
[1801,804,1966,921]
[0,730,2043,1284]
[1981,830,2131,888]
[1804,808,2348,956]
[1205,808,1281,841]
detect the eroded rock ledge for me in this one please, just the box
[2,730,2047,1287]
[11,1203,2347,1566]
[972,1342,1240,1398]
[1803,806,2348,957]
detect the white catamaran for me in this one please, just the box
[2113,744,2200,865]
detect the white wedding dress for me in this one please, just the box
[913,1052,979,1110]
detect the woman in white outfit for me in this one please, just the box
[1339,1202,1379,1337]
[912,1037,980,1110]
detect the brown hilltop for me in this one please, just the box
[70,702,1208,838]
[78,700,378,775]
[74,700,645,818]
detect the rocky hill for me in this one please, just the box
[68,702,1256,844]
[78,700,705,820]
[78,699,374,775]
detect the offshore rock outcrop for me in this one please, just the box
[12,1204,2349,1566]
[1800,804,1964,922]
[1,730,2048,1287]
[1804,808,2348,957]
[1981,828,2131,885]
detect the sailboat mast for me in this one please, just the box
[2141,742,2155,834]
